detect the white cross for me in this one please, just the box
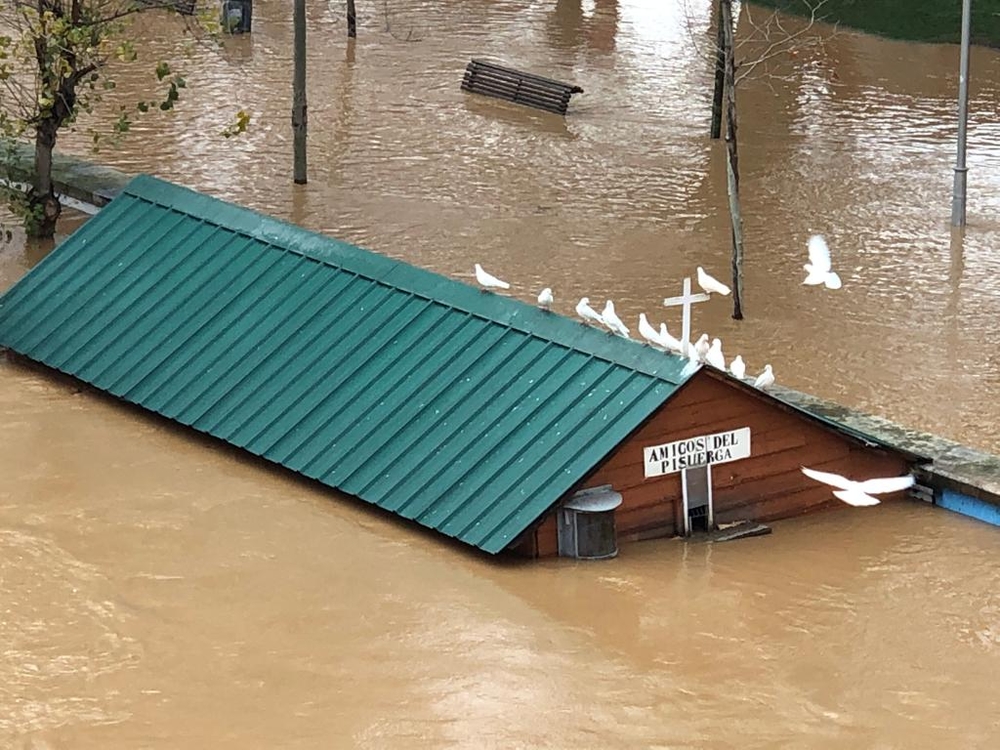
[662,277,710,358]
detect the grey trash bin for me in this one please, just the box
[221,0,252,33]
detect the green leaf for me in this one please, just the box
[115,42,137,63]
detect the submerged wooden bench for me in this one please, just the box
[461,59,584,116]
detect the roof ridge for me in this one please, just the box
[123,174,694,384]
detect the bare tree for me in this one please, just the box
[690,0,832,319]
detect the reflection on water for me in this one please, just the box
[2,0,1000,746]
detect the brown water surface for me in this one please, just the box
[2,0,1000,746]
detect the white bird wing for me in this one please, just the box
[824,272,843,290]
[699,268,731,296]
[638,315,659,343]
[802,267,829,286]
[857,475,915,494]
[476,265,509,289]
[659,325,682,353]
[807,235,832,274]
[753,366,775,388]
[832,488,881,507]
[706,346,725,370]
[603,306,629,336]
[576,300,601,323]
[800,466,855,491]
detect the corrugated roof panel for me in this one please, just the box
[213,274,386,446]
[194,270,364,435]
[155,255,316,422]
[0,195,140,320]
[345,335,558,502]
[0,175,697,554]
[470,379,673,552]
[419,363,634,529]
[76,230,251,394]
[175,261,332,427]
[328,328,530,491]
[245,294,449,456]
[3,202,186,357]
[288,316,510,477]
[398,354,615,525]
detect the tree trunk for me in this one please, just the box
[31,121,61,239]
[710,0,725,139]
[292,0,307,184]
[720,0,744,320]
[347,0,357,38]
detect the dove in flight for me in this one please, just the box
[537,287,554,310]
[697,266,731,296]
[801,466,915,507]
[474,263,510,291]
[802,235,842,290]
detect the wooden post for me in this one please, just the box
[720,0,744,320]
[293,0,307,184]
[710,0,725,140]
[347,0,357,38]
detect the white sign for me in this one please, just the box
[643,427,751,478]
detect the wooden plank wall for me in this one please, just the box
[531,370,910,557]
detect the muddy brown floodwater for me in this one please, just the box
[2,1,1000,747]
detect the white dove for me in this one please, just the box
[705,338,725,370]
[576,297,604,327]
[474,263,510,290]
[658,323,683,354]
[801,466,915,507]
[803,235,842,290]
[729,354,746,380]
[693,333,711,362]
[638,313,661,347]
[537,287,554,310]
[601,301,630,338]
[753,364,775,390]
[697,266,731,296]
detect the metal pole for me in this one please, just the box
[681,277,692,359]
[292,0,307,185]
[347,0,357,38]
[951,0,972,227]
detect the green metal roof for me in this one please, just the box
[0,175,695,553]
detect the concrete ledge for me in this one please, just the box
[4,142,131,208]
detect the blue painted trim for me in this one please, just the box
[937,488,1000,527]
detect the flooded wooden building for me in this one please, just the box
[0,176,922,560]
